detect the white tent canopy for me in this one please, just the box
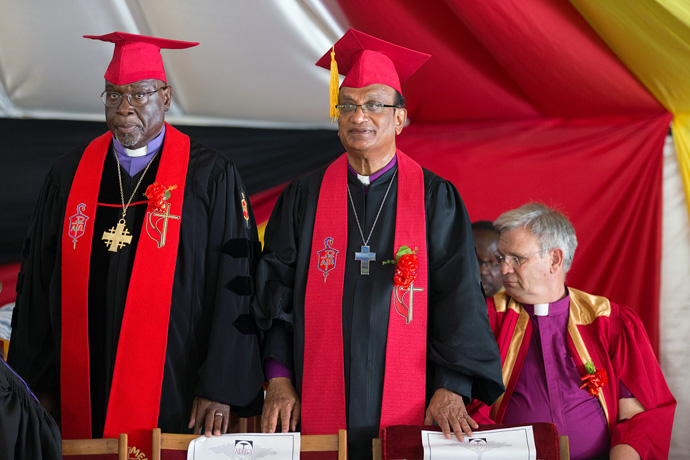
[0,0,348,128]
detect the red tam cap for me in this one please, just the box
[315,29,430,119]
[83,32,199,85]
[315,28,430,94]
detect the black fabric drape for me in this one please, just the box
[0,117,343,264]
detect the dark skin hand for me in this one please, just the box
[188,396,231,436]
[424,387,478,441]
[261,377,301,433]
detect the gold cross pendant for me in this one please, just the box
[147,207,181,248]
[102,219,133,252]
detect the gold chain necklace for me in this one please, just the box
[101,151,158,252]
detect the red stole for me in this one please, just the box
[301,150,428,436]
[61,123,189,457]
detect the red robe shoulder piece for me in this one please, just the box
[468,288,676,459]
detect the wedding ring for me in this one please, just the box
[214,412,223,418]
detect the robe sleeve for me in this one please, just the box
[609,304,676,458]
[424,176,504,405]
[193,159,264,412]
[251,181,303,375]
[8,167,66,401]
[0,359,62,460]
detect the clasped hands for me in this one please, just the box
[261,378,475,441]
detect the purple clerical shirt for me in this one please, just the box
[113,127,166,177]
[502,290,632,460]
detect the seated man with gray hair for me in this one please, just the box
[467,202,675,460]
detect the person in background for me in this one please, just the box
[468,202,675,460]
[471,220,503,297]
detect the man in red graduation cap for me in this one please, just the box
[8,32,264,457]
[252,29,504,458]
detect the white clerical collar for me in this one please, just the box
[124,145,148,157]
[357,174,371,185]
[533,303,549,316]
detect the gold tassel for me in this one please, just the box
[329,46,339,123]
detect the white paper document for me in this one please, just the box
[422,426,537,460]
[187,432,300,460]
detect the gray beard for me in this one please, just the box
[116,131,141,148]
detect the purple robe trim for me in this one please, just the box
[347,155,397,193]
[265,357,293,381]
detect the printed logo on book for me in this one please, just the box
[235,440,254,455]
[468,437,489,452]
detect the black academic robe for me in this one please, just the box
[253,159,504,459]
[9,134,264,437]
[0,359,61,460]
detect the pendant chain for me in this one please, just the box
[114,151,159,221]
[347,168,397,246]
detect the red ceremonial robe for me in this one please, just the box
[468,288,676,459]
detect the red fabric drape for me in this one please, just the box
[335,0,663,122]
[331,0,670,353]
[0,263,20,306]
[249,183,288,226]
[396,116,669,353]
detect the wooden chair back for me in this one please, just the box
[151,413,250,459]
[62,433,128,460]
[151,428,199,460]
[372,437,382,460]
[301,429,347,460]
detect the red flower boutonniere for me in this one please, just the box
[383,245,419,288]
[145,182,177,213]
[580,360,608,397]
[385,245,423,323]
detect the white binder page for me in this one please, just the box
[422,426,536,460]
[187,432,300,460]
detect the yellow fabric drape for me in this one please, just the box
[257,220,267,248]
[569,0,690,217]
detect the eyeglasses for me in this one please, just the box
[335,103,400,116]
[491,248,551,268]
[100,86,167,107]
